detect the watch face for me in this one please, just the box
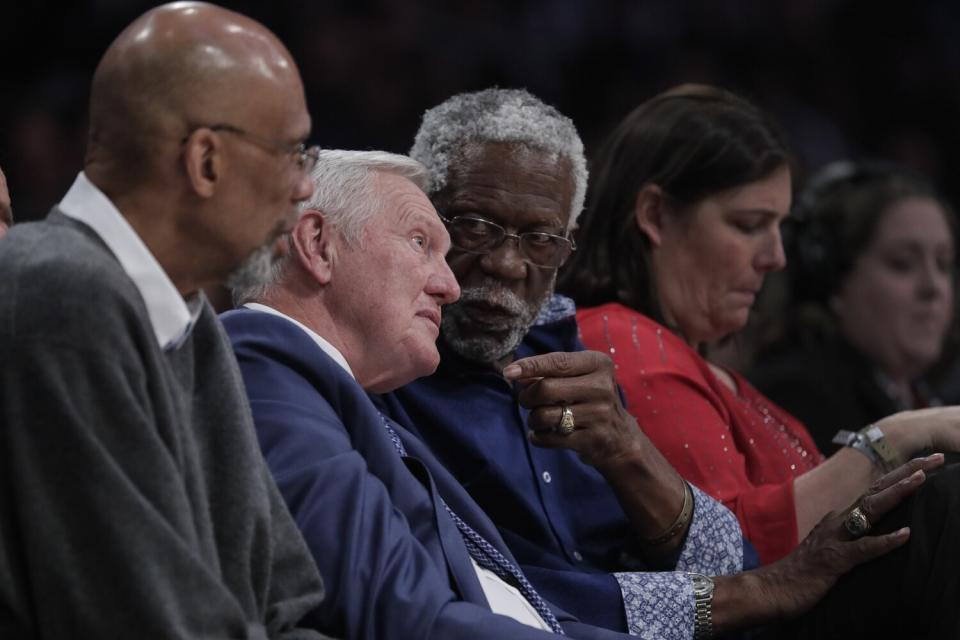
[690,573,715,597]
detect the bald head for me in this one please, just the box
[87,1,307,185]
[81,2,315,295]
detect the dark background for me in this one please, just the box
[2,0,960,223]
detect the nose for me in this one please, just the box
[478,235,528,282]
[756,229,786,272]
[429,257,461,305]
[916,256,950,301]
[292,172,315,204]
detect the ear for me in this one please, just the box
[633,183,667,247]
[291,210,338,285]
[182,129,221,198]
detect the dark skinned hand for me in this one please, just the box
[503,350,642,469]
[503,350,689,548]
[713,453,945,632]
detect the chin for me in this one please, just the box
[411,344,442,377]
[418,353,441,376]
[709,314,748,342]
[904,347,942,372]
[729,310,751,332]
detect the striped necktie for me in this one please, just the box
[379,413,564,635]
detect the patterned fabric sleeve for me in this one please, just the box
[613,571,693,639]
[675,485,743,576]
[612,485,742,638]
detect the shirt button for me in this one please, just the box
[541,471,552,483]
[572,551,583,562]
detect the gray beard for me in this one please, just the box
[441,281,554,365]
[225,243,277,306]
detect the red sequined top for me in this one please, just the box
[577,303,824,564]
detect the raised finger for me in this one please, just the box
[503,351,608,382]
[858,465,930,527]
[516,372,609,409]
[841,526,911,571]
[868,453,944,494]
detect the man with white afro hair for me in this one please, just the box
[410,87,587,233]
[379,88,748,638]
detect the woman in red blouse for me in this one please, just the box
[559,84,960,564]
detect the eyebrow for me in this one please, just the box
[728,208,784,217]
[875,239,955,252]
[398,208,446,229]
[445,208,565,232]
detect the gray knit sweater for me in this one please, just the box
[0,211,329,639]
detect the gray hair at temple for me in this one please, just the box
[229,149,429,305]
[409,88,587,231]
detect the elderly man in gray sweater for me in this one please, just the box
[0,3,331,638]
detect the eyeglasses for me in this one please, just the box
[439,214,576,269]
[188,124,320,173]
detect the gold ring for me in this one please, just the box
[557,405,575,436]
[844,505,871,538]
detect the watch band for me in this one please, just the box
[833,429,880,466]
[687,572,714,639]
[832,425,902,474]
[861,425,903,473]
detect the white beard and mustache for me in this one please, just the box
[225,242,280,307]
[441,279,554,364]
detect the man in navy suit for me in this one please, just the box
[221,149,940,640]
[223,149,610,640]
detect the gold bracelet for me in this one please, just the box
[642,480,693,546]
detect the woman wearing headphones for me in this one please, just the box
[750,162,957,453]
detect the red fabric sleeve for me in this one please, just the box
[577,304,816,563]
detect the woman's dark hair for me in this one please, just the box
[786,160,956,306]
[775,160,958,347]
[558,84,792,322]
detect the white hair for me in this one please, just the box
[230,149,429,305]
[409,87,587,231]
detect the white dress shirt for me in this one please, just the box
[59,172,201,349]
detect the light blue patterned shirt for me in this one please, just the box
[614,484,742,639]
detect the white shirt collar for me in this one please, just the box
[59,172,200,350]
[243,303,356,379]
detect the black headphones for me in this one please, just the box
[785,159,933,304]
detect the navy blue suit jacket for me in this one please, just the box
[222,308,631,640]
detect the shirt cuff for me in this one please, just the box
[614,485,742,638]
[613,571,693,639]
[675,484,743,576]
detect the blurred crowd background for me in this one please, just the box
[3,0,960,224]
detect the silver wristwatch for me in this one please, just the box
[688,572,714,639]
